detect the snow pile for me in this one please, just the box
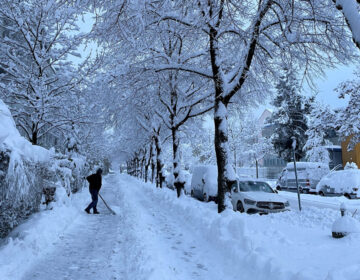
[344,162,358,169]
[332,215,360,234]
[124,175,360,280]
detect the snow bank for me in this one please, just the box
[126,175,360,280]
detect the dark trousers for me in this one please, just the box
[86,189,99,212]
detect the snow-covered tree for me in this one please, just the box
[304,105,332,164]
[92,0,356,212]
[0,0,90,145]
[335,71,360,150]
[246,132,273,179]
[268,68,311,162]
[333,0,360,49]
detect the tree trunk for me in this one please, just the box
[256,159,259,179]
[214,99,233,213]
[172,127,185,197]
[145,144,152,183]
[154,133,164,188]
[141,148,146,180]
[234,149,237,170]
[209,23,235,213]
[151,142,156,183]
[31,127,38,145]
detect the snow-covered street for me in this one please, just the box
[2,174,360,280]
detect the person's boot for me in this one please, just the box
[84,208,90,214]
[93,208,100,214]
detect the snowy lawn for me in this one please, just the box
[1,174,360,280]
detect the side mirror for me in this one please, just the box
[232,187,238,193]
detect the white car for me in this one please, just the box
[316,169,360,199]
[231,179,290,214]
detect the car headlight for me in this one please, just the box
[284,201,290,207]
[244,199,256,205]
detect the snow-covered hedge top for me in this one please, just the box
[0,99,50,162]
[317,169,360,193]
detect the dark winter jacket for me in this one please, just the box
[86,173,102,192]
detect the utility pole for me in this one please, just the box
[292,137,302,211]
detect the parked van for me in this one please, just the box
[276,162,330,193]
[190,165,217,201]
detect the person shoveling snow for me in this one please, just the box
[85,168,103,214]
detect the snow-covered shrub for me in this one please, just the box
[51,152,89,195]
[344,162,358,170]
[0,99,90,237]
[0,100,51,237]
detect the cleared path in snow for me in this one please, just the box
[21,175,126,280]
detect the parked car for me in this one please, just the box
[190,165,217,201]
[231,179,290,214]
[183,170,192,195]
[316,169,360,199]
[276,162,330,193]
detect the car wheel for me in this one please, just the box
[344,193,351,199]
[319,191,325,197]
[237,201,245,213]
[276,186,281,191]
[203,193,208,202]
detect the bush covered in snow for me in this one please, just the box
[0,100,90,238]
[51,152,89,195]
[0,100,51,237]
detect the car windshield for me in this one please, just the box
[239,181,274,193]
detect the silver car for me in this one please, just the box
[231,179,290,214]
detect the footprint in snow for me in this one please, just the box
[196,263,208,271]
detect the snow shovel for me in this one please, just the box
[98,193,116,215]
